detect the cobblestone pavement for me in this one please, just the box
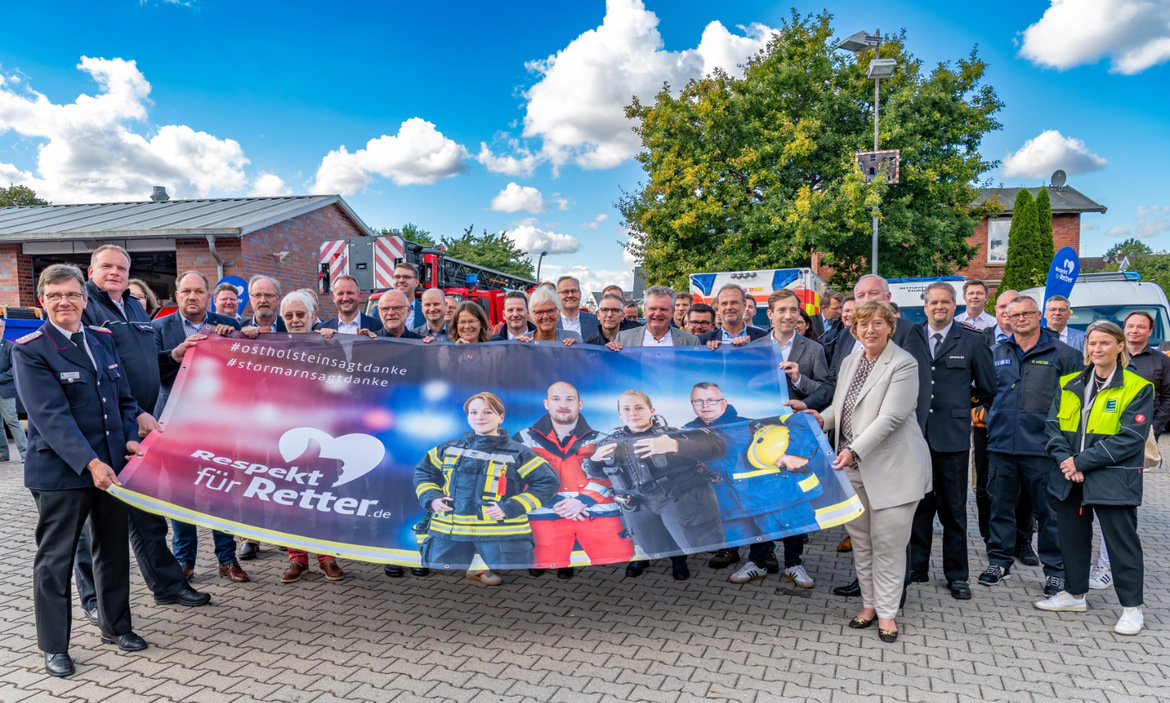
[0,446,1167,703]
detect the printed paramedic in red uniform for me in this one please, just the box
[514,381,634,577]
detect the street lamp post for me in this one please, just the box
[838,30,897,275]
[536,250,549,281]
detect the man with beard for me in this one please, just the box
[241,275,286,333]
[584,294,638,345]
[375,290,424,339]
[515,381,633,579]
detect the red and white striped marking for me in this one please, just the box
[374,236,405,289]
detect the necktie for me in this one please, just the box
[70,331,85,348]
[932,332,943,359]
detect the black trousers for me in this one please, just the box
[623,485,724,556]
[743,536,801,567]
[74,505,189,608]
[987,453,1063,578]
[972,426,1034,550]
[910,448,969,583]
[1052,484,1143,607]
[32,488,132,654]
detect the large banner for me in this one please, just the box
[112,335,862,570]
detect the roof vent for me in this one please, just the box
[150,186,170,202]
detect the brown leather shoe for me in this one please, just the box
[181,565,195,580]
[280,561,308,583]
[837,536,853,552]
[319,560,344,581]
[218,561,250,583]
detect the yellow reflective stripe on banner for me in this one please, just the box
[415,481,442,499]
[438,514,529,525]
[798,474,820,492]
[814,496,865,530]
[427,448,442,469]
[516,456,544,478]
[512,492,540,512]
[731,467,782,480]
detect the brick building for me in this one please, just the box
[0,193,373,316]
[961,185,1105,283]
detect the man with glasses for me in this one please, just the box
[242,275,286,333]
[375,290,423,339]
[555,276,599,340]
[684,303,716,337]
[391,263,423,330]
[1043,295,1084,351]
[978,296,1080,598]
[585,293,638,345]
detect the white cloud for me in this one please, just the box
[0,56,250,202]
[1134,204,1170,238]
[475,141,539,176]
[491,182,544,213]
[1107,225,1131,237]
[1020,0,1170,74]
[521,0,776,170]
[551,193,570,210]
[581,213,609,229]
[1001,130,1107,179]
[503,219,580,255]
[248,172,292,197]
[309,117,468,194]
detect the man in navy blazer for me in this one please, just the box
[14,264,150,677]
[391,262,425,331]
[698,285,769,346]
[317,274,379,333]
[1043,295,1085,351]
[152,271,240,412]
[556,276,600,341]
[241,274,286,333]
[908,282,996,600]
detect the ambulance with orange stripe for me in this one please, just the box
[688,268,828,328]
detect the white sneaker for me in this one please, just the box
[1088,566,1113,590]
[729,561,767,584]
[784,564,815,589]
[1115,606,1144,635]
[1034,591,1087,612]
[465,569,502,586]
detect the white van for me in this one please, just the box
[886,277,966,326]
[1022,272,1170,347]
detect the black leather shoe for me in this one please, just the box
[100,631,148,652]
[625,561,647,578]
[84,607,99,627]
[528,568,545,577]
[238,541,260,560]
[557,567,575,580]
[906,570,929,584]
[949,580,972,600]
[671,557,690,581]
[1015,547,1040,567]
[154,586,211,607]
[45,652,74,677]
[833,578,861,597]
[384,565,405,578]
[411,567,431,577]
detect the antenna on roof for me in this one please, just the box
[1050,170,1066,189]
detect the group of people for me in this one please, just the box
[8,247,1159,677]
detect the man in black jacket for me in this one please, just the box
[908,282,996,600]
[74,249,211,629]
[698,285,768,346]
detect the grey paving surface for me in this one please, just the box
[0,441,1168,703]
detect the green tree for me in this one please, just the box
[1105,237,1153,261]
[1127,254,1170,294]
[0,184,48,206]
[618,11,1002,288]
[379,223,436,247]
[1035,186,1054,265]
[998,189,1047,292]
[439,226,535,279]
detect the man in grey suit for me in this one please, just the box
[607,285,699,580]
[711,288,829,585]
[1043,295,1084,351]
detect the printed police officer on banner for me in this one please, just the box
[13,264,150,678]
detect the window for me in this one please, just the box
[986,218,1011,264]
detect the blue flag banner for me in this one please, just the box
[1043,246,1080,312]
[113,336,862,570]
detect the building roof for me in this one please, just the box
[976,186,1106,216]
[0,195,374,242]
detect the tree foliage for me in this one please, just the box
[439,226,535,279]
[1035,187,1054,265]
[618,11,1003,288]
[998,189,1047,292]
[379,223,436,247]
[1105,237,1153,261]
[0,184,49,207]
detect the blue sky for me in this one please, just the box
[1,0,1168,292]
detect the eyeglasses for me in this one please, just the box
[558,288,580,295]
[251,293,277,300]
[532,308,559,317]
[1007,311,1039,320]
[598,307,623,315]
[381,305,408,312]
[44,292,85,303]
[392,274,416,281]
[131,294,147,303]
[690,398,726,406]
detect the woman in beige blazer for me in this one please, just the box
[809,300,931,643]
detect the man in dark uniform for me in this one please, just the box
[74,248,211,630]
[14,264,149,677]
[907,282,996,600]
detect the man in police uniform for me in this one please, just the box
[73,247,212,624]
[14,264,149,677]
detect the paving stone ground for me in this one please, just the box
[1,440,1167,703]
